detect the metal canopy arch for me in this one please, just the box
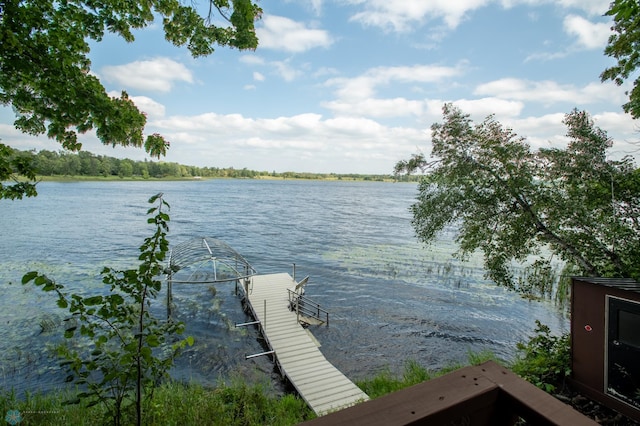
[165,237,257,318]
[168,237,257,284]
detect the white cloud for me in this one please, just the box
[241,56,304,82]
[451,98,525,118]
[273,60,303,81]
[256,15,334,52]
[129,95,166,119]
[326,63,466,100]
[591,112,640,158]
[101,57,193,93]
[553,0,610,16]
[347,0,490,31]
[563,15,610,49]
[0,123,50,151]
[239,55,266,65]
[474,78,626,106]
[524,50,570,62]
[313,67,340,78]
[323,97,424,118]
[306,0,324,15]
[345,0,610,33]
[499,0,609,15]
[143,107,633,172]
[106,91,165,119]
[148,111,425,173]
[421,98,525,126]
[500,113,568,151]
[480,109,638,160]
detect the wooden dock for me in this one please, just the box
[241,273,369,416]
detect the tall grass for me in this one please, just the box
[1,380,314,426]
[1,350,502,425]
[357,350,498,399]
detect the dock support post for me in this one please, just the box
[246,350,275,360]
[235,320,261,327]
[167,275,173,320]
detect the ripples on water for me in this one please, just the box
[0,180,568,396]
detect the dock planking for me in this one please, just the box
[242,273,369,416]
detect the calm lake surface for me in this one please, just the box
[0,179,567,395]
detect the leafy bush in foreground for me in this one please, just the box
[511,320,571,393]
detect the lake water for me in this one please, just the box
[0,179,568,395]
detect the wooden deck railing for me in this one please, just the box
[302,361,598,425]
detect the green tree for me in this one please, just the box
[79,151,100,176]
[136,161,150,179]
[118,159,134,178]
[0,144,37,199]
[63,151,81,176]
[23,194,192,426]
[395,104,640,303]
[33,149,59,176]
[100,156,114,177]
[601,0,640,118]
[0,0,261,199]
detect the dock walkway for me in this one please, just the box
[242,273,369,416]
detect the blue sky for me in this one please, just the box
[2,0,639,174]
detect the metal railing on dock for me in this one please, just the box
[288,289,329,326]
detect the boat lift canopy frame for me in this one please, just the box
[167,237,257,284]
[165,237,257,317]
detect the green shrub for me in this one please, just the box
[511,320,571,393]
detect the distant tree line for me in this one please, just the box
[5,147,417,182]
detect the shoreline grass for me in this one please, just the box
[1,379,314,426]
[1,351,499,425]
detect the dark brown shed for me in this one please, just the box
[571,277,640,422]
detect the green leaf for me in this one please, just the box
[140,346,152,361]
[43,280,57,291]
[146,334,160,347]
[22,271,38,284]
[84,296,103,306]
[109,294,124,305]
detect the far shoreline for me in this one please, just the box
[33,174,420,183]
